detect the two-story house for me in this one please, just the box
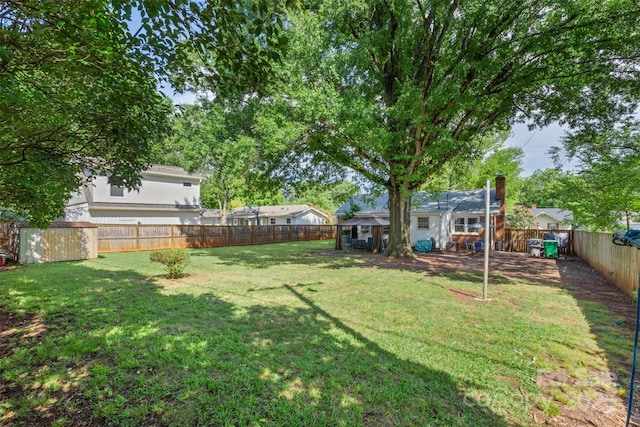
[65,165,202,225]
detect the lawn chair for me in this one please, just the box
[344,236,353,250]
[474,240,485,252]
[465,240,474,252]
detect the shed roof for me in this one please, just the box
[338,217,390,226]
[14,221,97,228]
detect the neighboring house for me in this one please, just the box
[202,204,329,226]
[335,175,506,249]
[529,206,574,230]
[65,165,202,225]
[200,209,223,226]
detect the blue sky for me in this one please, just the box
[505,122,576,177]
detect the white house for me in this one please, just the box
[64,165,203,225]
[335,175,507,250]
[529,206,574,230]
[202,204,330,226]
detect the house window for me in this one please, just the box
[361,226,370,234]
[270,218,276,225]
[454,217,479,233]
[110,185,124,197]
[183,182,192,187]
[286,218,291,224]
[418,217,429,229]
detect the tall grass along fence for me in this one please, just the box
[573,230,640,298]
[97,224,336,253]
[504,228,574,255]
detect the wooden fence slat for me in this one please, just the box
[504,228,574,255]
[97,224,337,253]
[574,230,640,298]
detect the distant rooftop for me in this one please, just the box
[335,189,501,215]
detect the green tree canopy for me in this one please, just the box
[518,168,572,209]
[286,180,360,214]
[1,0,290,227]
[261,0,640,256]
[1,0,170,226]
[551,120,640,230]
[157,99,271,224]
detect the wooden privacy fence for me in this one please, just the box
[97,224,336,253]
[504,228,574,255]
[0,222,9,252]
[573,230,640,298]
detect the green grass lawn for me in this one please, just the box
[0,241,632,426]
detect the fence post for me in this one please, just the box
[251,226,256,246]
[136,223,140,252]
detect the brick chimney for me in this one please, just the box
[495,174,506,244]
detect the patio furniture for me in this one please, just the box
[474,240,485,252]
[527,238,544,257]
[415,238,435,253]
[465,240,474,252]
[353,239,367,249]
[342,236,353,250]
[366,237,373,251]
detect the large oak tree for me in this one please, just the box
[268,0,640,257]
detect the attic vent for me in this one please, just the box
[110,185,124,197]
[183,182,192,187]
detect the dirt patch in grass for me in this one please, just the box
[339,248,640,426]
[0,310,97,426]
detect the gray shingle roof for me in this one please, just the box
[225,205,328,219]
[530,208,573,222]
[335,189,502,215]
[145,164,201,180]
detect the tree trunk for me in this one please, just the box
[217,195,228,226]
[385,185,414,258]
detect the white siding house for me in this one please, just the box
[336,175,507,249]
[65,165,203,225]
[530,207,574,230]
[202,205,330,226]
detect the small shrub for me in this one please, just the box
[150,249,191,279]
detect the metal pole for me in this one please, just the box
[483,179,490,299]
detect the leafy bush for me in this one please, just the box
[150,249,191,279]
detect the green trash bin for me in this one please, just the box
[543,240,558,259]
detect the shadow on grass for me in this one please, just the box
[188,241,361,270]
[554,260,636,390]
[0,263,513,426]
